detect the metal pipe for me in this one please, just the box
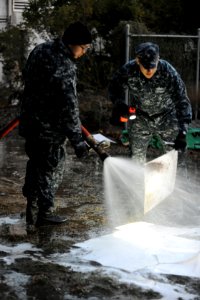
[125,24,130,63]
[195,28,200,122]
[124,24,130,129]
[129,33,198,39]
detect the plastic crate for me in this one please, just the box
[186,128,200,150]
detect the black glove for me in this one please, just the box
[74,141,89,158]
[99,152,110,162]
[110,103,129,126]
[174,131,187,151]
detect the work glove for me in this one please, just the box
[110,103,129,126]
[74,140,89,158]
[174,130,187,151]
[99,151,110,162]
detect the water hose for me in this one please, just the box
[0,117,109,162]
[0,117,19,139]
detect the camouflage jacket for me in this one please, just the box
[108,59,192,131]
[19,38,82,145]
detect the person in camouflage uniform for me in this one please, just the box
[108,42,192,163]
[19,22,92,230]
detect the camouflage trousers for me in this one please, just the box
[129,117,179,164]
[22,137,66,212]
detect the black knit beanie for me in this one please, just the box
[62,21,92,45]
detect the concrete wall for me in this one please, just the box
[0,0,8,30]
[0,0,29,29]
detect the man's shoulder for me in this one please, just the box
[28,39,70,62]
[121,59,137,73]
[126,59,137,68]
[32,40,52,50]
[159,59,176,72]
[28,40,53,58]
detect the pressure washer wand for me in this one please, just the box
[81,125,110,162]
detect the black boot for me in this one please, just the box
[36,207,67,226]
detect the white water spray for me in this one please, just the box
[103,156,145,228]
[103,156,200,228]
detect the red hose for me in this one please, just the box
[81,125,91,137]
[0,119,90,140]
[0,117,20,139]
[0,118,109,161]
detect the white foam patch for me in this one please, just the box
[0,243,43,265]
[0,217,21,225]
[75,222,200,277]
[50,221,200,299]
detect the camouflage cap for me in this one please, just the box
[62,21,92,45]
[135,42,159,69]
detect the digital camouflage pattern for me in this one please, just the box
[108,59,192,163]
[19,38,83,214]
[19,38,82,145]
[23,138,66,212]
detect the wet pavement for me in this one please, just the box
[0,126,200,299]
[0,130,110,237]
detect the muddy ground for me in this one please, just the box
[0,107,200,299]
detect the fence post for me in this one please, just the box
[124,24,130,129]
[125,24,130,106]
[195,28,200,122]
[125,24,130,64]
